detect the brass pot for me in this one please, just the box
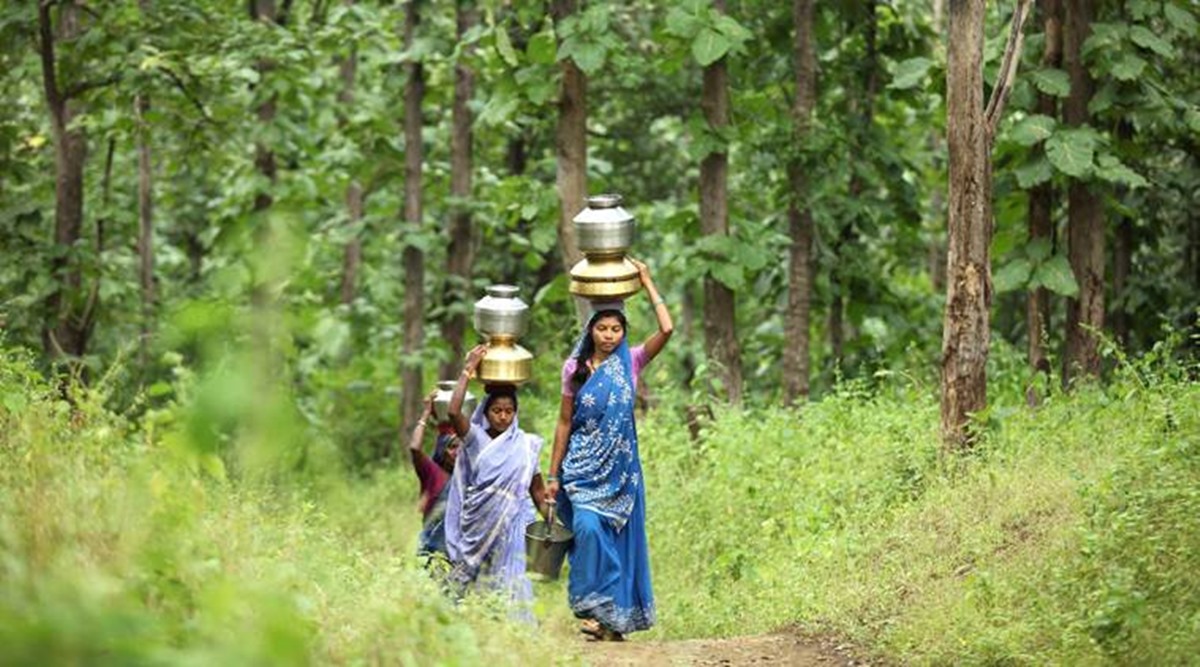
[477,336,533,385]
[568,256,641,299]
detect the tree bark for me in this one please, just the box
[251,0,280,212]
[38,1,94,362]
[400,0,426,430]
[700,0,743,405]
[1027,0,1061,377]
[136,85,155,370]
[441,0,478,380]
[337,0,362,306]
[552,0,586,275]
[783,0,816,405]
[1062,0,1104,384]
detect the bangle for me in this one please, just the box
[652,297,665,306]
[416,419,427,428]
[546,475,559,483]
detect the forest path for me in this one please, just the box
[576,630,865,667]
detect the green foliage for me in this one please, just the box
[642,346,1200,664]
[0,347,568,664]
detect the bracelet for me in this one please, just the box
[546,475,559,483]
[652,297,665,306]
[416,419,427,428]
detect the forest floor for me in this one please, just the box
[576,628,876,667]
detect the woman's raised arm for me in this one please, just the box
[631,259,673,362]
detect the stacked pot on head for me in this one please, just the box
[568,194,642,302]
[472,284,534,386]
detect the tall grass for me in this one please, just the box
[0,346,569,665]
[641,346,1200,664]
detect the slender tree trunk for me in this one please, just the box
[440,0,478,380]
[942,0,1032,448]
[251,0,279,212]
[1062,0,1104,384]
[700,0,743,404]
[337,4,363,306]
[400,0,426,430]
[783,0,816,405]
[38,1,93,362]
[1027,0,1061,377]
[136,89,155,370]
[552,0,586,274]
[942,0,991,448]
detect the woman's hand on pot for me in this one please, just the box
[464,343,488,373]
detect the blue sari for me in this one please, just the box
[556,337,655,634]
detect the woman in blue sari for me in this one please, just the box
[444,344,549,615]
[545,260,673,641]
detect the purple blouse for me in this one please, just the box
[561,344,649,397]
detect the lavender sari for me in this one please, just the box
[444,402,542,611]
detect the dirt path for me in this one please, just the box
[578,631,865,667]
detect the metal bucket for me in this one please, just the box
[525,503,573,581]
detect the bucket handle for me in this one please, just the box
[545,499,557,528]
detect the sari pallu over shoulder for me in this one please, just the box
[557,339,641,532]
[444,402,541,593]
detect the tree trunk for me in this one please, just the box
[1062,0,1104,384]
[552,0,589,322]
[338,0,362,306]
[136,87,155,370]
[941,0,992,448]
[400,0,426,430]
[700,0,743,405]
[251,0,280,212]
[440,0,478,380]
[1027,0,1061,377]
[783,0,816,405]
[38,1,93,362]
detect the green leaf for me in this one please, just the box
[1185,108,1200,134]
[1046,128,1097,178]
[1110,53,1147,81]
[665,7,703,38]
[1009,114,1057,146]
[1032,255,1079,297]
[993,257,1033,293]
[1128,0,1156,20]
[713,15,752,45]
[1026,238,1053,262]
[495,25,519,67]
[692,28,731,66]
[710,262,744,291]
[1095,154,1149,188]
[889,57,933,90]
[1129,25,1175,58]
[1164,4,1198,34]
[561,36,606,75]
[1029,68,1070,98]
[1015,156,1053,188]
[526,31,557,65]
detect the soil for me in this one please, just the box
[577,629,874,667]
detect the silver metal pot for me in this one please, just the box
[573,194,634,257]
[473,285,528,338]
[432,380,476,422]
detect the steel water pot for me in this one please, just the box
[473,285,528,339]
[432,380,476,423]
[573,194,635,257]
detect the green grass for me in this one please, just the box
[2,341,1197,665]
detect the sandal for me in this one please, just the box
[579,619,604,639]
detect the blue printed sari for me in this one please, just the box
[557,337,655,634]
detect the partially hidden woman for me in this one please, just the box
[444,343,549,614]
[544,260,674,641]
[407,391,461,567]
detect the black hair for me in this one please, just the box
[482,384,519,413]
[569,309,628,393]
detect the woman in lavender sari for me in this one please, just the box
[545,261,673,641]
[444,344,548,613]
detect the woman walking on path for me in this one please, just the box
[444,344,549,615]
[407,392,460,566]
[545,260,674,641]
